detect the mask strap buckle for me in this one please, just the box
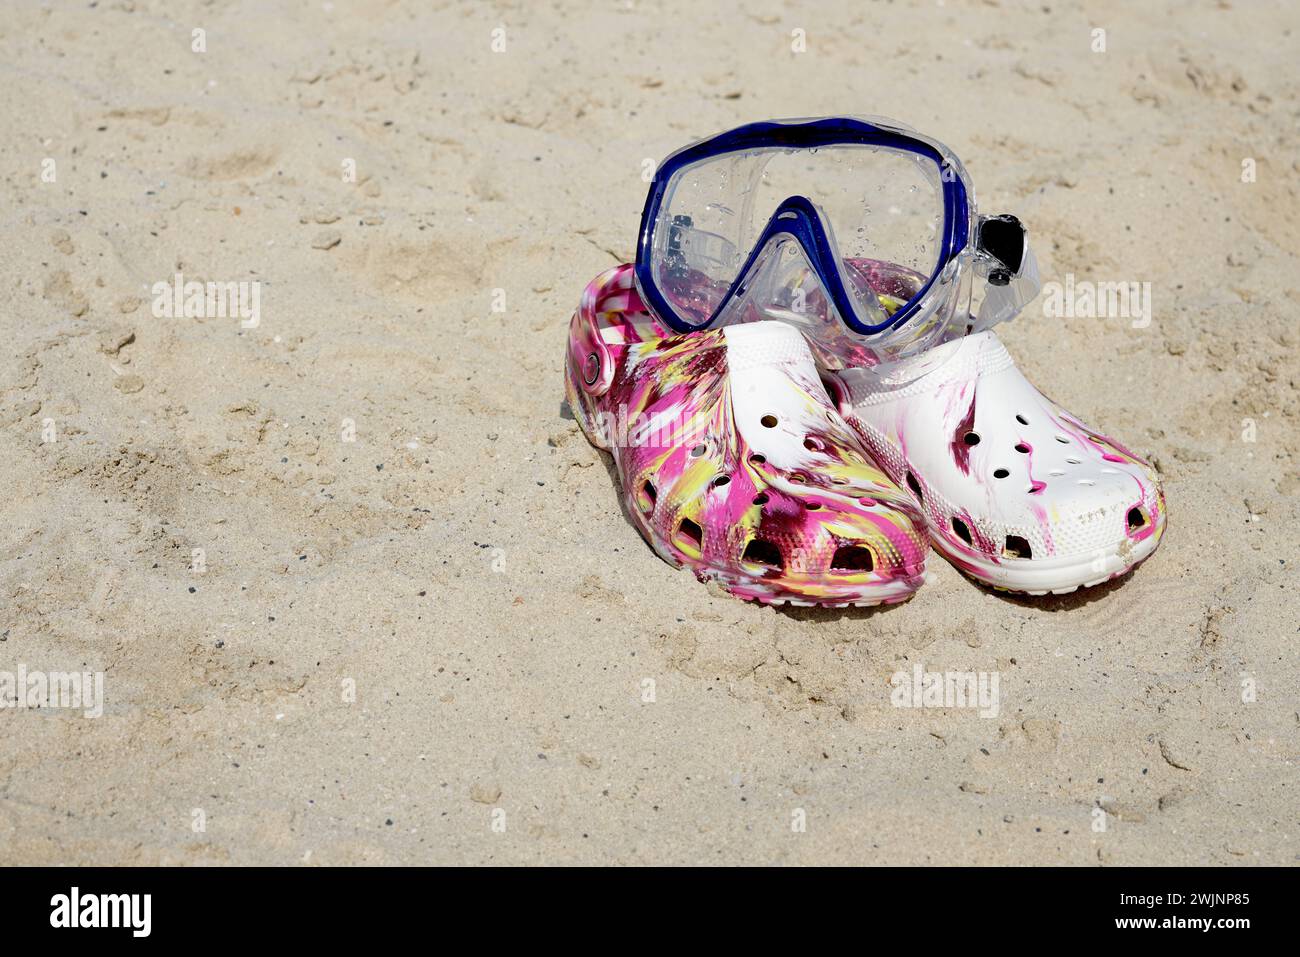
[973,214,1041,331]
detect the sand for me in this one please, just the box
[0,0,1296,865]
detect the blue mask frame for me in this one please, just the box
[635,117,971,337]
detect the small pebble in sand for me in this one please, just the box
[470,783,501,805]
[113,374,145,394]
[99,328,135,355]
[312,230,342,250]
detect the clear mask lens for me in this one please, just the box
[648,142,948,341]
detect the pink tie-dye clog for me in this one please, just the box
[565,265,928,606]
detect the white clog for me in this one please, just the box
[834,331,1166,594]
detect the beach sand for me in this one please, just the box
[0,0,1296,865]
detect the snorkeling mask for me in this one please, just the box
[634,116,1040,367]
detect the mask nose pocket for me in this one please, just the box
[709,197,897,366]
